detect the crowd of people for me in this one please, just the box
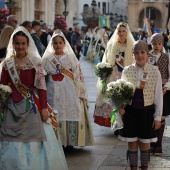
[81,19,170,170]
[0,14,170,170]
[0,15,94,170]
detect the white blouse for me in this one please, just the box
[122,65,163,121]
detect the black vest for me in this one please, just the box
[40,32,48,48]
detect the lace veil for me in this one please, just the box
[0,26,46,90]
[42,30,88,101]
[94,28,105,49]
[102,22,135,66]
[96,22,135,106]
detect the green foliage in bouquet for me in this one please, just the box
[99,50,105,56]
[105,79,135,130]
[93,62,113,92]
[96,43,101,51]
[93,62,113,81]
[105,79,135,109]
[83,40,90,47]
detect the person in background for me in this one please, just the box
[0,26,68,170]
[162,32,169,53]
[42,30,94,149]
[93,28,106,64]
[30,20,40,35]
[135,28,143,40]
[86,27,99,60]
[148,33,170,156]
[66,27,73,45]
[31,20,44,57]
[119,40,162,170]
[6,15,18,29]
[106,27,113,40]
[99,35,108,62]
[36,26,46,56]
[20,21,32,33]
[0,26,14,62]
[40,21,51,48]
[83,28,92,57]
[71,25,82,60]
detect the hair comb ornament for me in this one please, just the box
[117,22,128,28]
[53,29,64,37]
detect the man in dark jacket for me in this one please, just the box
[31,20,45,57]
[40,22,51,48]
[71,25,82,60]
[66,27,73,45]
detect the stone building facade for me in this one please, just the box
[7,0,75,29]
[7,0,170,32]
[128,0,169,33]
[8,0,128,29]
[77,0,128,28]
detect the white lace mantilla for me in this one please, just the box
[44,55,87,121]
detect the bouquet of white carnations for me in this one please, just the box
[99,50,105,56]
[83,40,90,47]
[93,62,113,92]
[105,79,135,131]
[0,84,12,125]
[96,43,101,51]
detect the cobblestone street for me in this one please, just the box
[64,56,170,170]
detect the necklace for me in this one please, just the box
[118,39,127,44]
[15,52,27,59]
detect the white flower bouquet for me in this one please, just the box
[99,50,105,56]
[43,69,48,76]
[96,43,101,51]
[83,40,90,47]
[93,62,113,92]
[0,84,12,125]
[105,79,135,131]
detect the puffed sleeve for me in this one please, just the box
[153,69,163,121]
[0,66,9,85]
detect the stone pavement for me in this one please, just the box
[65,56,170,170]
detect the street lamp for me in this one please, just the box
[91,0,97,17]
[62,0,69,20]
[5,0,16,15]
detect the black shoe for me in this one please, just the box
[154,146,162,156]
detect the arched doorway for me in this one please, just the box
[139,7,162,33]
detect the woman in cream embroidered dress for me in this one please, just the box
[0,26,68,170]
[94,22,135,127]
[42,30,94,147]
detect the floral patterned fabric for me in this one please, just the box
[44,55,82,121]
[58,99,94,146]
